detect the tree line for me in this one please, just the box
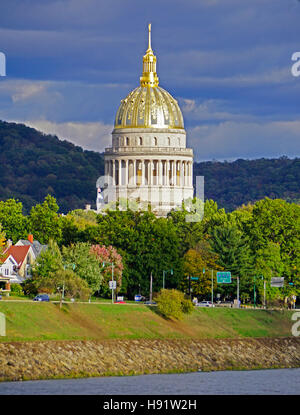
[0,120,299,214]
[0,195,299,306]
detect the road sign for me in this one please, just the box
[109,280,117,290]
[190,277,199,281]
[271,277,284,287]
[217,272,231,283]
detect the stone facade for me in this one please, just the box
[104,128,193,215]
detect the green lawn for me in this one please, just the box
[0,301,295,342]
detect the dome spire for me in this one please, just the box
[140,23,159,87]
[147,23,152,51]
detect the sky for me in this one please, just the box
[0,0,300,161]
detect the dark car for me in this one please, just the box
[33,294,50,302]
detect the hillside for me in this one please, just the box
[0,301,294,342]
[0,120,299,213]
[194,157,300,211]
[0,120,104,213]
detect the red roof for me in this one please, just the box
[1,245,30,266]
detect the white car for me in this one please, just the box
[196,301,214,307]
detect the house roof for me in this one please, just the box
[16,240,47,257]
[1,245,31,267]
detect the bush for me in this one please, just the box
[181,298,194,315]
[10,283,24,296]
[155,289,194,320]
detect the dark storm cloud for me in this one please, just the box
[0,0,299,160]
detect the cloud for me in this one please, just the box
[23,119,112,153]
[188,120,300,161]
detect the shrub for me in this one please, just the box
[155,289,194,320]
[10,283,24,296]
[181,298,194,315]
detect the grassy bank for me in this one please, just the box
[0,301,295,342]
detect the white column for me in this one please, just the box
[166,160,169,186]
[188,162,192,186]
[149,160,153,185]
[180,160,183,187]
[125,160,129,185]
[158,160,162,185]
[172,160,176,186]
[118,159,122,186]
[141,160,145,185]
[112,160,116,185]
[133,159,137,186]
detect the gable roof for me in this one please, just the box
[1,245,31,267]
[16,240,47,257]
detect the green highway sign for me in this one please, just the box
[217,272,231,283]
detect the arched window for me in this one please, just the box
[126,137,129,146]
[178,137,180,147]
[139,137,143,146]
[154,137,157,146]
[168,137,171,146]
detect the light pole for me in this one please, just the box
[253,275,263,308]
[163,269,173,289]
[103,261,115,304]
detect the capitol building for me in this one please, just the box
[102,24,194,216]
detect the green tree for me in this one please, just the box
[28,195,62,244]
[182,241,221,297]
[0,199,28,243]
[210,222,253,299]
[62,242,103,293]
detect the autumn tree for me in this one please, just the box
[90,244,123,297]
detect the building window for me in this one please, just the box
[154,137,157,146]
[168,137,171,146]
[139,137,143,145]
[126,137,129,146]
[4,268,9,276]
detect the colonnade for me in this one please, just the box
[105,159,193,187]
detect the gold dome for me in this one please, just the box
[114,24,184,130]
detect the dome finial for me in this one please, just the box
[148,23,152,51]
[140,23,159,87]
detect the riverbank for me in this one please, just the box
[0,302,295,342]
[1,337,300,382]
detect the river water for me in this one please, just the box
[0,368,299,395]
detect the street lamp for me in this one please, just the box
[102,261,115,304]
[163,269,173,289]
[253,275,264,308]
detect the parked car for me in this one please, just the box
[196,301,214,307]
[115,300,126,304]
[144,300,157,305]
[134,294,146,302]
[33,294,50,302]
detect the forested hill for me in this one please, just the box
[193,157,300,211]
[0,120,104,213]
[0,120,299,213]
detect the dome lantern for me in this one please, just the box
[140,23,159,88]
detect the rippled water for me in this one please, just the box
[0,368,299,395]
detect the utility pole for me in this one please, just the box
[211,269,214,306]
[150,272,153,302]
[237,276,240,308]
[111,262,114,304]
